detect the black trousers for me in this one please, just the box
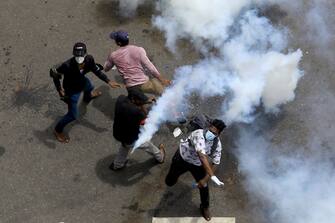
[165,150,209,208]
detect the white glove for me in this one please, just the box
[211,176,224,186]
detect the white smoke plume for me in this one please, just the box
[275,0,335,61]
[121,1,335,222]
[304,0,335,61]
[134,1,302,148]
[236,122,335,223]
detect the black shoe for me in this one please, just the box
[200,204,211,221]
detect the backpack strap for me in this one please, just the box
[203,130,219,156]
[211,137,218,155]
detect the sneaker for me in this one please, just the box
[200,204,211,221]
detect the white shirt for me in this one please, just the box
[179,129,222,166]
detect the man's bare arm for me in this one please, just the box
[198,152,224,187]
[197,152,215,177]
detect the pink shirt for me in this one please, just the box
[104,45,161,87]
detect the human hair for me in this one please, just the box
[128,88,148,104]
[116,39,129,47]
[211,119,226,133]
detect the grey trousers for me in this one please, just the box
[113,141,163,169]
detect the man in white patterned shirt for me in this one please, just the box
[165,119,226,221]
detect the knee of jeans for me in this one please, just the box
[68,111,79,120]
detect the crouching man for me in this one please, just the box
[165,119,226,221]
[111,88,165,170]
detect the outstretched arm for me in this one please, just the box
[88,56,122,88]
[91,63,110,83]
[140,48,171,86]
[93,65,123,88]
[198,152,215,177]
[198,162,218,187]
[197,152,224,187]
[50,64,64,97]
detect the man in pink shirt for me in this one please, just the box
[104,30,171,96]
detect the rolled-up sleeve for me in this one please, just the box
[139,47,161,78]
[104,50,115,72]
[191,130,207,155]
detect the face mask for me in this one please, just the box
[205,130,216,141]
[75,56,85,64]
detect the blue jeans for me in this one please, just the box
[55,78,94,133]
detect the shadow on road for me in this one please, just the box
[33,119,60,149]
[149,182,199,218]
[92,85,117,120]
[68,99,109,134]
[34,89,113,150]
[95,154,157,187]
[0,146,5,157]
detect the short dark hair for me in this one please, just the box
[117,39,129,47]
[128,88,148,104]
[211,119,226,133]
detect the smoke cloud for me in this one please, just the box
[134,1,302,147]
[304,0,335,61]
[116,1,335,222]
[236,119,335,223]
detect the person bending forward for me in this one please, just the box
[165,119,226,221]
[111,88,165,170]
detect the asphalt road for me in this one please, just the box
[0,1,334,223]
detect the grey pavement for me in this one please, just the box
[0,1,334,223]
